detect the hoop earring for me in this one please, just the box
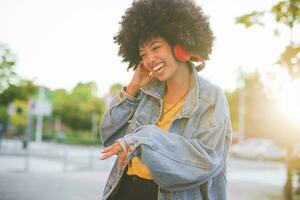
[194,60,205,71]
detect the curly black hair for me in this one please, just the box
[114,0,214,70]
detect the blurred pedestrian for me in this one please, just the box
[99,0,232,199]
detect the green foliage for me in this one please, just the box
[0,43,17,92]
[226,69,280,135]
[235,0,300,29]
[0,80,38,129]
[0,68,108,145]
[235,11,265,28]
[277,44,300,78]
[42,126,55,141]
[0,80,38,106]
[9,99,28,133]
[52,81,106,130]
[71,82,97,101]
[271,0,300,28]
[235,0,300,79]
[0,105,8,124]
[61,129,99,145]
[0,80,105,145]
[110,83,123,94]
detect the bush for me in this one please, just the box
[58,129,99,145]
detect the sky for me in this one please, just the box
[0,0,296,96]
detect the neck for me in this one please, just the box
[165,63,191,104]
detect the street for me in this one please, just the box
[228,158,286,200]
[0,140,287,200]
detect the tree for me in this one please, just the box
[52,82,106,130]
[0,43,17,92]
[9,99,28,135]
[236,0,300,78]
[0,80,38,106]
[228,70,273,134]
[110,83,123,94]
[0,80,38,132]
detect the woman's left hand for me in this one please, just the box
[100,141,129,171]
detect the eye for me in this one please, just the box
[153,45,161,51]
[140,53,145,59]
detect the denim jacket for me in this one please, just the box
[100,65,232,200]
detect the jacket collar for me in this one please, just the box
[141,63,200,118]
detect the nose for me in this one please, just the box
[143,52,156,69]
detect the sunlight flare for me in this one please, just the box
[279,78,300,124]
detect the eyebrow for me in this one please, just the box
[149,40,161,46]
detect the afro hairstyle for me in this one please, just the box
[114,0,214,70]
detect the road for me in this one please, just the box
[0,140,287,200]
[228,158,286,200]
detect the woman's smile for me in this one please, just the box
[152,62,165,76]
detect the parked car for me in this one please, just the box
[284,143,300,200]
[230,138,287,161]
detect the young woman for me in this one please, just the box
[100,0,232,199]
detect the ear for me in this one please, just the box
[174,45,193,62]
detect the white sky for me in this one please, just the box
[0,0,296,96]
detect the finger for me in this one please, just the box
[117,154,122,171]
[139,62,151,73]
[136,62,144,72]
[149,71,154,78]
[117,153,126,171]
[113,142,123,155]
[100,151,115,160]
[139,61,146,69]
[124,156,129,165]
[101,142,119,153]
[100,143,123,160]
[101,146,114,153]
[146,71,154,81]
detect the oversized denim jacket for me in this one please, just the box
[100,65,232,200]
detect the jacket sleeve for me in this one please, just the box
[118,88,232,191]
[99,87,142,147]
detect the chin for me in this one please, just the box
[156,75,168,82]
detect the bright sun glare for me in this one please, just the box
[279,78,300,124]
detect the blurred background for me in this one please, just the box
[0,0,300,200]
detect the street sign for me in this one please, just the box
[6,103,16,115]
[31,100,52,116]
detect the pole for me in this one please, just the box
[55,118,61,140]
[91,112,97,140]
[35,87,45,143]
[35,115,43,143]
[238,87,245,141]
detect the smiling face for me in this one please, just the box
[139,37,183,82]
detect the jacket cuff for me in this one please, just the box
[117,136,141,160]
[116,87,142,105]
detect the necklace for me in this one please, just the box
[160,89,189,119]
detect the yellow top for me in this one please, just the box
[127,96,186,179]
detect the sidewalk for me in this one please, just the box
[0,139,114,172]
[0,139,114,200]
[0,139,285,200]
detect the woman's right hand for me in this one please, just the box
[126,62,154,97]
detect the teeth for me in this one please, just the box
[153,63,164,71]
